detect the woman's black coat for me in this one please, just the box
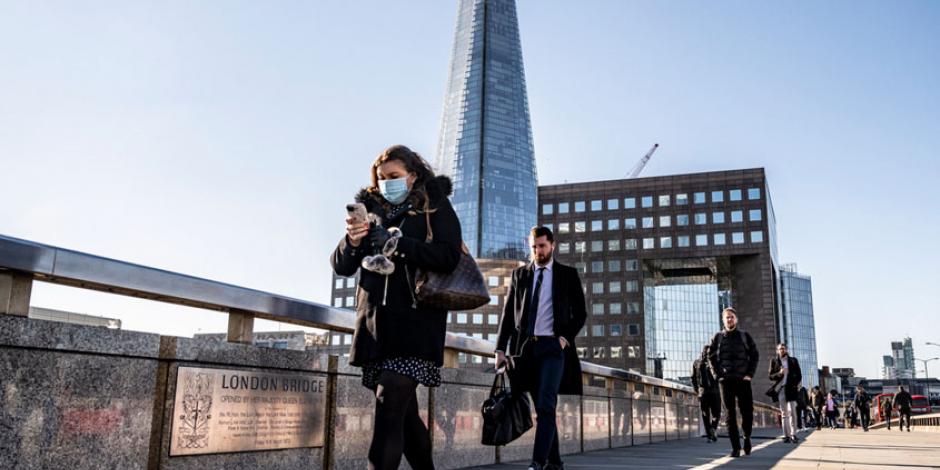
[330,176,462,368]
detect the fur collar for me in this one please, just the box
[354,175,453,211]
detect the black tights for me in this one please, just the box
[369,370,434,470]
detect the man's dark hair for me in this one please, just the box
[777,342,788,348]
[530,226,554,243]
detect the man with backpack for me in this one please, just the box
[852,385,872,431]
[708,307,759,458]
[692,344,721,442]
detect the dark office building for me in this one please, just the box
[536,168,782,395]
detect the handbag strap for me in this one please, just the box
[489,373,506,396]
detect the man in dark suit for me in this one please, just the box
[768,343,802,443]
[496,226,586,470]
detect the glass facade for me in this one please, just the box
[780,264,819,389]
[644,281,721,383]
[436,0,536,259]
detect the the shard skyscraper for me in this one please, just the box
[436,0,537,260]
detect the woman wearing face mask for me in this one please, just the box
[331,144,462,470]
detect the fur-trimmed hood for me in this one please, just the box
[354,175,453,209]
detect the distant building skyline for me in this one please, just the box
[435,0,537,260]
[780,263,819,390]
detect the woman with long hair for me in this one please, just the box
[331,144,462,469]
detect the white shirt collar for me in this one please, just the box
[533,257,554,271]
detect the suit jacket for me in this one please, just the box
[496,259,587,395]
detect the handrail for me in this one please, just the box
[0,233,702,393]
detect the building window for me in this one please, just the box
[610,325,622,336]
[627,302,640,314]
[624,197,636,209]
[488,314,498,325]
[713,212,725,224]
[628,324,640,336]
[592,303,604,315]
[729,189,742,201]
[748,188,761,200]
[593,347,606,359]
[544,223,553,232]
[575,221,586,233]
[659,195,670,207]
[610,303,622,315]
[628,346,640,358]
[591,200,602,211]
[611,346,623,358]
[333,297,342,307]
[625,239,637,250]
[625,259,638,271]
[749,209,762,221]
[642,196,653,208]
[345,296,354,307]
[609,281,621,293]
[608,260,621,272]
[732,232,745,244]
[346,278,356,288]
[447,313,452,323]
[457,313,467,324]
[577,347,587,358]
[591,240,603,252]
[558,222,570,233]
[712,191,724,203]
[676,193,689,205]
[660,236,672,248]
[559,202,569,214]
[730,211,743,223]
[592,325,604,336]
[334,279,343,289]
[714,233,726,245]
[488,276,500,287]
[608,219,620,230]
[489,295,499,305]
[558,242,570,254]
[331,335,342,346]
[542,203,553,215]
[642,217,654,228]
[608,239,621,251]
[659,215,671,227]
[591,220,603,231]
[624,218,637,229]
[643,238,654,249]
[696,234,709,246]
[678,235,690,247]
[694,192,706,204]
[575,201,586,212]
[608,198,619,210]
[751,231,764,243]
[473,313,483,324]
[677,214,689,226]
[625,280,639,292]
[575,262,586,274]
[575,241,586,253]
[694,213,707,225]
[592,261,604,273]
[592,282,604,294]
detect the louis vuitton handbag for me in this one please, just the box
[414,207,489,310]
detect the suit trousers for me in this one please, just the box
[699,393,721,437]
[777,389,797,438]
[521,338,565,465]
[719,378,753,450]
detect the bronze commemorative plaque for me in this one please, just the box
[169,366,327,456]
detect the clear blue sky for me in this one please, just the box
[1,1,938,378]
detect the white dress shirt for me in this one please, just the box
[531,258,555,336]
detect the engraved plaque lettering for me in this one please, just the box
[169,366,326,455]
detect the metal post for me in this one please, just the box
[0,271,32,317]
[226,309,255,344]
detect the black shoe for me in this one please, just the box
[730,449,741,458]
[544,463,565,470]
[708,429,717,441]
[783,437,792,443]
[791,436,800,443]
[908,428,912,432]
[743,438,752,455]
[526,463,543,470]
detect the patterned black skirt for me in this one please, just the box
[361,356,442,390]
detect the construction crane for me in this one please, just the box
[627,143,659,178]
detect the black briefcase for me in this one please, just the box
[481,373,533,446]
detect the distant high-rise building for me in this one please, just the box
[882,355,897,380]
[889,338,916,379]
[780,263,819,389]
[435,0,537,260]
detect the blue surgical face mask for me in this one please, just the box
[378,177,410,204]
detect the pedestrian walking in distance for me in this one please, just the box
[768,343,802,443]
[797,385,810,431]
[707,307,759,458]
[332,145,463,470]
[811,386,826,430]
[495,226,587,470]
[894,386,914,432]
[853,385,872,432]
[692,345,721,442]
[825,391,839,429]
